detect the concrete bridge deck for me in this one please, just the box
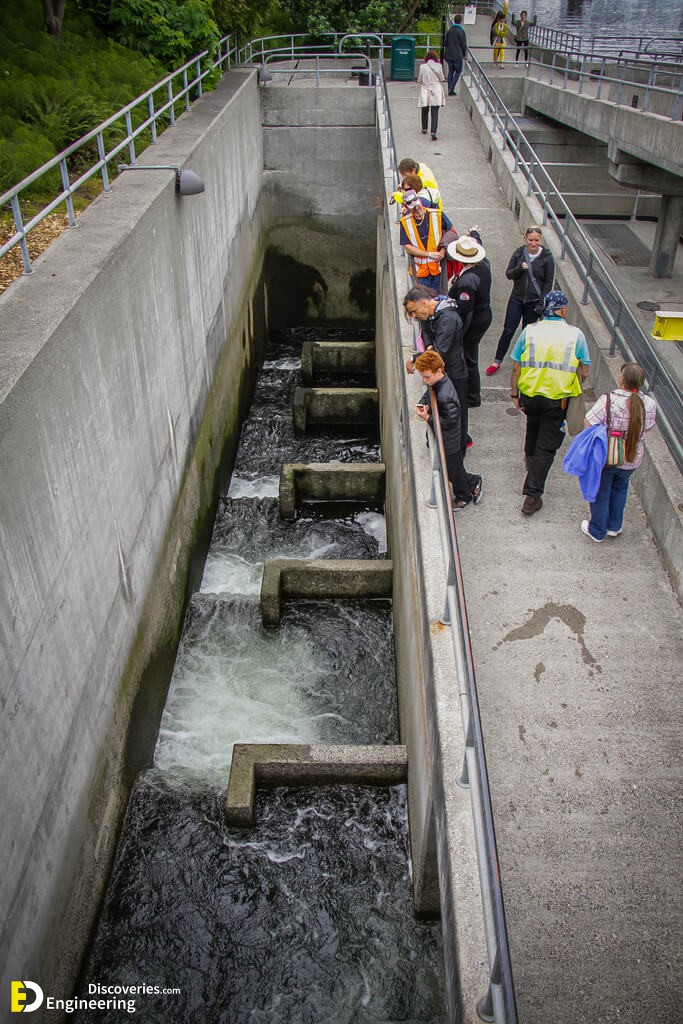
[387,38,682,1024]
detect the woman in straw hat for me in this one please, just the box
[447,233,492,412]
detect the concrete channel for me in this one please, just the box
[0,37,681,1024]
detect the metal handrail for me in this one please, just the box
[0,42,240,275]
[465,52,683,472]
[525,49,683,119]
[376,67,519,1024]
[428,395,518,1024]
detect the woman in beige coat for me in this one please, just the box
[417,50,446,141]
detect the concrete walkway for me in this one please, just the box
[387,41,682,1024]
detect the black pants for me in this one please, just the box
[515,43,529,61]
[452,376,470,453]
[519,394,566,498]
[421,106,440,137]
[494,296,539,364]
[463,311,493,407]
[445,451,480,503]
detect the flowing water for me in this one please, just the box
[76,329,445,1020]
[518,0,683,38]
[75,780,444,1023]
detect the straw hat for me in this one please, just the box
[446,234,486,263]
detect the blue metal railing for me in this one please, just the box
[0,41,239,275]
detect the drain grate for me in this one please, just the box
[586,223,651,267]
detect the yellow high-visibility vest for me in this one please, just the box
[518,320,583,399]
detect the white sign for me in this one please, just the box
[464,4,477,25]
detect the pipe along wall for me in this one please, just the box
[0,72,452,1019]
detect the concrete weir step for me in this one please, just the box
[292,386,378,436]
[279,462,386,519]
[260,557,393,627]
[301,340,376,385]
[226,743,408,826]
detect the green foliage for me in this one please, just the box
[269,0,445,37]
[211,0,279,39]
[0,0,165,194]
[108,0,220,66]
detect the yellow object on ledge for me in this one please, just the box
[652,311,683,341]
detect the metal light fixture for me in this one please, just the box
[258,64,273,86]
[118,163,205,196]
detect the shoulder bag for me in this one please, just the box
[605,392,625,466]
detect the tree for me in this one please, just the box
[42,0,67,36]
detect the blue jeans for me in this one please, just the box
[588,467,634,540]
[447,59,463,93]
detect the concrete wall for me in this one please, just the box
[260,87,379,325]
[0,74,396,1019]
[0,70,267,1015]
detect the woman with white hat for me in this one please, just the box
[447,233,492,412]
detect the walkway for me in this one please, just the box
[387,29,682,1024]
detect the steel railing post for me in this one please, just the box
[125,111,135,163]
[581,252,594,304]
[59,159,76,227]
[10,195,31,274]
[148,94,157,143]
[97,132,111,192]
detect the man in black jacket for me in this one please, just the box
[447,233,492,408]
[487,225,555,375]
[403,286,470,453]
[444,14,467,95]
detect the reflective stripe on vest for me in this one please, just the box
[402,209,442,278]
[518,321,583,399]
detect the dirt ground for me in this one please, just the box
[0,213,71,294]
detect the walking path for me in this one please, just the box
[388,33,682,1023]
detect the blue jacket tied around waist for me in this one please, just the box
[562,424,608,502]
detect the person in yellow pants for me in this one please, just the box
[490,2,509,64]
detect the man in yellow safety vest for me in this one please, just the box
[510,290,590,515]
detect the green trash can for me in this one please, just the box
[390,35,416,81]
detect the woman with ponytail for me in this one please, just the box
[580,363,656,541]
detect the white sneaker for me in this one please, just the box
[581,519,603,543]
[606,528,623,537]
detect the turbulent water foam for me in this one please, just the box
[154,598,397,778]
[200,498,386,596]
[75,779,445,1024]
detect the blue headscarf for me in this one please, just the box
[543,289,569,316]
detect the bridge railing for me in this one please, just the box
[526,49,683,120]
[466,52,683,472]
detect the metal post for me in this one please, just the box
[125,110,136,163]
[196,58,203,96]
[597,58,605,99]
[97,132,111,192]
[476,985,495,1023]
[441,591,451,627]
[316,55,320,86]
[527,158,535,196]
[183,68,190,110]
[167,80,176,125]
[578,55,586,95]
[560,227,567,261]
[59,159,76,227]
[581,252,593,305]
[148,94,157,143]
[10,195,31,274]
[609,304,623,356]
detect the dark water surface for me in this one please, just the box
[76,781,445,1024]
[523,0,683,37]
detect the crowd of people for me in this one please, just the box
[394,159,656,531]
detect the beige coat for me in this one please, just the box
[417,60,445,108]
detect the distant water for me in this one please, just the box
[521,0,683,38]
